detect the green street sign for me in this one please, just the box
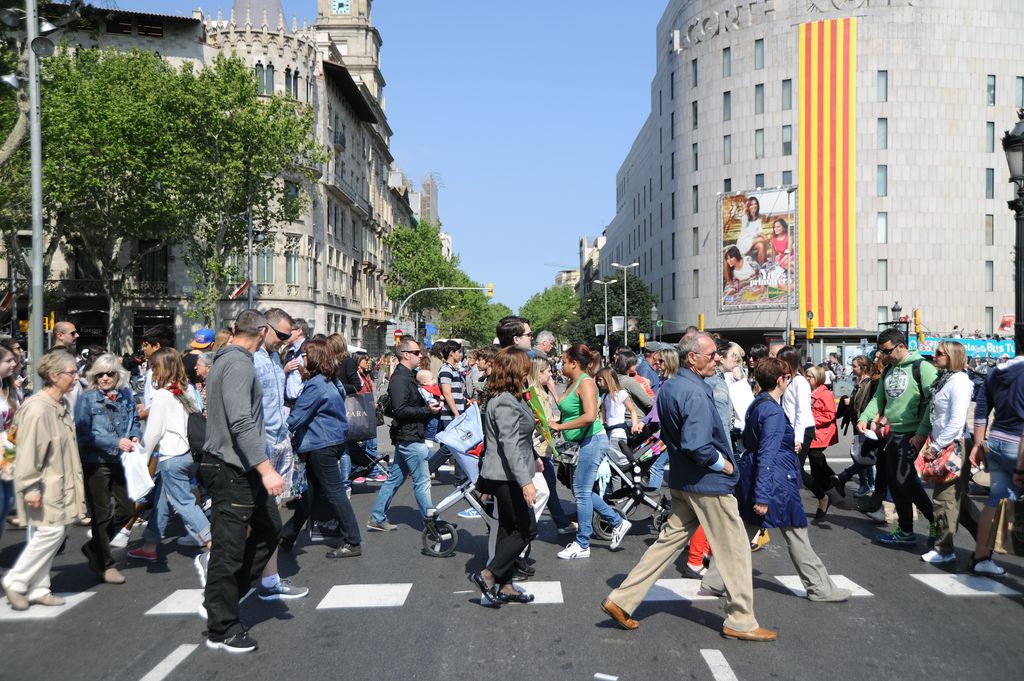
[655,320,664,327]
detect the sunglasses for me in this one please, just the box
[97,371,119,379]
[403,349,422,356]
[267,326,291,341]
[877,345,899,356]
[934,349,947,357]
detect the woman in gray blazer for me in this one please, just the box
[469,347,539,606]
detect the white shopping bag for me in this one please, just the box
[435,403,483,455]
[121,446,155,502]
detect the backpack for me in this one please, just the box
[375,391,393,426]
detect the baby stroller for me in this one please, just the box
[553,426,672,541]
[421,448,493,557]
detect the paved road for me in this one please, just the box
[1,430,1021,681]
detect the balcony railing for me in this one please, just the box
[45,279,169,298]
[326,172,372,218]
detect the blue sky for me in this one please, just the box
[115,0,667,310]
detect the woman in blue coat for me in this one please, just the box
[736,357,849,603]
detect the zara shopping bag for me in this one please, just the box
[345,392,378,443]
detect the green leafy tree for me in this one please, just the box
[174,54,324,326]
[384,219,461,316]
[519,285,579,343]
[566,271,657,352]
[435,270,509,346]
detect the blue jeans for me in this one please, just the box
[0,479,13,543]
[572,432,620,549]
[370,441,433,523]
[985,437,1021,507]
[340,447,352,492]
[647,450,667,490]
[144,454,212,545]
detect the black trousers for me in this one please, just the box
[484,480,537,586]
[199,453,281,638]
[885,433,934,533]
[82,461,133,573]
[802,448,837,500]
[282,445,361,546]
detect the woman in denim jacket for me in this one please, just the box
[74,353,141,585]
[283,338,362,559]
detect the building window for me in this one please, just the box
[782,170,792,185]
[671,151,675,180]
[692,269,699,298]
[755,128,764,159]
[987,74,996,106]
[877,306,889,327]
[1017,76,1024,108]
[723,134,732,164]
[285,252,299,285]
[723,91,731,121]
[255,62,266,94]
[671,231,676,260]
[137,20,164,37]
[985,307,994,335]
[877,259,888,290]
[986,168,995,199]
[877,118,888,150]
[985,261,994,292]
[692,227,699,255]
[986,214,995,246]
[754,38,764,70]
[723,178,732,192]
[782,125,792,156]
[986,121,995,153]
[692,185,699,213]
[671,192,676,220]
[754,83,764,114]
[284,68,293,98]
[265,63,275,93]
[670,111,675,140]
[877,70,888,102]
[256,251,274,284]
[291,69,300,99]
[692,143,698,171]
[722,47,731,77]
[672,272,676,300]
[877,212,888,243]
[782,79,792,110]
[670,71,675,100]
[755,173,764,188]
[691,100,698,129]
[691,58,698,87]
[877,165,888,197]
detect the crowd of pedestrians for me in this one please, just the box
[1,311,1022,652]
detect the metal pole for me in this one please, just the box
[246,185,254,308]
[27,0,43,377]
[603,284,609,360]
[623,274,628,348]
[786,197,793,344]
[1013,183,1024,351]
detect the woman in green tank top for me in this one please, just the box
[550,344,628,559]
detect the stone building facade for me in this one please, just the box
[5,0,413,355]
[602,0,1024,345]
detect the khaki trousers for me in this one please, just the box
[2,525,66,600]
[607,489,759,632]
[932,470,979,554]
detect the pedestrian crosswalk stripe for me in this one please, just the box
[910,574,1022,597]
[0,592,94,621]
[146,589,204,615]
[774,575,873,598]
[644,579,719,602]
[316,583,413,609]
[523,581,563,604]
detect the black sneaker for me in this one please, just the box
[205,631,258,654]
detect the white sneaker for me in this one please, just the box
[194,551,210,588]
[609,519,632,550]
[109,527,130,549]
[557,541,590,560]
[920,549,955,564]
[969,558,1006,576]
[197,602,207,620]
[177,534,203,547]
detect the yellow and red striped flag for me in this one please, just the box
[798,17,857,329]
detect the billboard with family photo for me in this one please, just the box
[718,188,798,312]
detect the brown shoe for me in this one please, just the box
[102,567,126,584]
[29,593,65,607]
[601,598,639,630]
[721,625,778,642]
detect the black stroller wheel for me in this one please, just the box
[421,520,458,557]
[592,509,624,541]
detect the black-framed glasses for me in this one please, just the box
[97,371,118,379]
[877,345,899,356]
[403,349,422,356]
[518,332,534,339]
[59,369,80,377]
[695,350,719,359]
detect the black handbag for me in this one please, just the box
[187,411,207,458]
[345,392,377,443]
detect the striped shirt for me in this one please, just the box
[438,363,466,421]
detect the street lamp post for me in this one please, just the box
[594,279,617,360]
[611,262,639,348]
[1002,109,1024,350]
[650,302,659,341]
[891,301,902,322]
[27,0,44,376]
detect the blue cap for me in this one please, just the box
[191,328,216,349]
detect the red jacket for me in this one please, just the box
[809,384,839,449]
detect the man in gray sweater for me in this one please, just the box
[200,309,289,654]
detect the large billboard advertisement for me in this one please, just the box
[718,188,797,312]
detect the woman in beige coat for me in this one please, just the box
[2,350,86,611]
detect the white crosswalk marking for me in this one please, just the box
[316,583,413,609]
[0,592,94,621]
[774,574,873,598]
[146,589,204,615]
[644,579,719,602]
[523,581,563,604]
[910,574,1022,597]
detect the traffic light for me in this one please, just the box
[486,283,494,298]
[914,308,923,343]
[806,317,815,341]
[638,333,646,348]
[789,329,795,346]
[698,313,705,332]
[48,311,55,332]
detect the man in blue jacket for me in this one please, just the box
[601,333,777,642]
